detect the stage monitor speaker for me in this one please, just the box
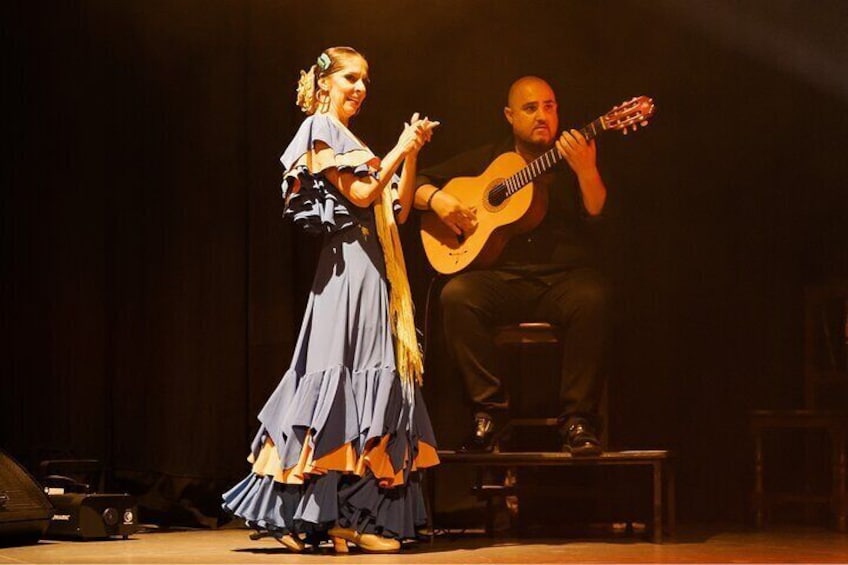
[45,493,139,540]
[0,449,54,547]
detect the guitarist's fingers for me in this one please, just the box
[558,130,590,159]
[555,139,570,161]
[559,130,579,149]
[554,133,572,159]
[558,132,597,175]
[570,129,596,159]
[452,206,477,231]
[570,128,588,145]
[446,221,462,236]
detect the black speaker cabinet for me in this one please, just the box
[45,493,139,540]
[0,449,54,546]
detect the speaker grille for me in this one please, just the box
[0,451,53,524]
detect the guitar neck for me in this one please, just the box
[500,117,606,199]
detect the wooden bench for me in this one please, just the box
[429,449,675,543]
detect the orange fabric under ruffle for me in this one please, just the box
[248,432,439,488]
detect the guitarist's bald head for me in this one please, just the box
[505,76,559,153]
[507,76,556,108]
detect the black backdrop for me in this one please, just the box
[3,0,847,524]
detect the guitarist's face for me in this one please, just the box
[504,77,559,149]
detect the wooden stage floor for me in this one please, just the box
[1,525,847,564]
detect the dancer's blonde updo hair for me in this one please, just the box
[296,46,366,115]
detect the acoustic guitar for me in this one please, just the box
[420,96,656,274]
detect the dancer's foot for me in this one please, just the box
[275,533,305,552]
[328,527,400,553]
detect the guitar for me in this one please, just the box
[420,96,656,274]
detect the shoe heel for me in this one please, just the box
[332,536,349,553]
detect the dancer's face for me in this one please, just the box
[320,55,369,125]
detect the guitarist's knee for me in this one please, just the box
[440,274,496,320]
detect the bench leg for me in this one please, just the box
[475,468,496,537]
[753,431,765,529]
[666,459,676,538]
[485,495,495,536]
[652,461,663,543]
[833,429,847,532]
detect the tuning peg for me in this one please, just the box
[622,129,628,135]
[632,124,638,131]
[641,120,648,127]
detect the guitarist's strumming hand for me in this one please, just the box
[429,190,478,237]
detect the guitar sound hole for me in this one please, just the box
[488,185,507,207]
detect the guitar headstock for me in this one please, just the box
[602,96,655,135]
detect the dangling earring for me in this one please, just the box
[317,89,330,114]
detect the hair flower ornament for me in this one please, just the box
[317,53,331,72]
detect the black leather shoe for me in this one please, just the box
[457,415,500,453]
[562,419,602,456]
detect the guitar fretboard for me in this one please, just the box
[489,117,605,205]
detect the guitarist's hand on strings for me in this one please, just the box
[555,129,599,179]
[555,129,606,216]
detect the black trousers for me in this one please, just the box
[439,266,609,427]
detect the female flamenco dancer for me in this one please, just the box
[222,46,440,554]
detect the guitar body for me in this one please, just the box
[420,151,548,275]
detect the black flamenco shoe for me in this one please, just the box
[561,419,602,457]
[457,414,502,453]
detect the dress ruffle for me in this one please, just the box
[222,471,426,539]
[279,114,400,235]
[250,364,437,484]
[338,471,427,539]
[222,364,438,536]
[280,113,380,180]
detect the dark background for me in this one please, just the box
[3,0,847,526]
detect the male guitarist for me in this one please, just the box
[414,76,609,455]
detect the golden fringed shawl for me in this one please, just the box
[373,182,424,390]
